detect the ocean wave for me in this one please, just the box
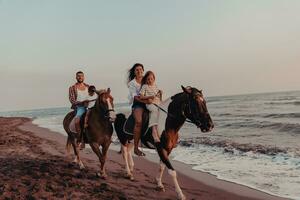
[255,121,300,134]
[218,119,300,134]
[263,113,300,119]
[179,137,287,156]
[215,113,260,118]
[266,101,300,106]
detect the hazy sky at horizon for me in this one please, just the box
[1,0,300,111]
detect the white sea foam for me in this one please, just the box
[171,145,300,200]
[33,115,67,136]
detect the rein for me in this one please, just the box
[153,103,194,124]
[88,99,97,102]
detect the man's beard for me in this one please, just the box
[77,79,83,83]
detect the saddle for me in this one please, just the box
[69,111,89,143]
[123,109,150,137]
[123,110,158,149]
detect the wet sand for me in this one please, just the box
[0,117,288,200]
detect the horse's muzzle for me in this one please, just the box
[109,112,116,123]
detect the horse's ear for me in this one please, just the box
[107,88,111,94]
[96,89,105,95]
[181,85,192,94]
[181,85,185,91]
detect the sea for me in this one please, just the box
[1,90,299,200]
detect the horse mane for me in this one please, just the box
[171,92,188,103]
[94,90,106,114]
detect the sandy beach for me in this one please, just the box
[0,117,289,200]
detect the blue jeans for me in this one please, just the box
[75,106,86,118]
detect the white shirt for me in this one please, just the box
[77,87,89,102]
[128,79,141,105]
[87,93,98,108]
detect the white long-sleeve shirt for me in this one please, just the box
[128,79,141,105]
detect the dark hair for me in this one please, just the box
[76,71,84,75]
[141,71,155,86]
[127,63,144,83]
[88,85,96,93]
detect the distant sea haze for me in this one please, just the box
[1,90,300,200]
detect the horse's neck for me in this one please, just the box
[164,95,187,132]
[93,104,106,120]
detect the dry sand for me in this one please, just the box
[0,117,289,200]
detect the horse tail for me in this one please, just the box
[114,113,127,145]
[66,135,72,153]
[63,112,74,154]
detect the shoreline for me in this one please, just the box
[27,118,290,200]
[141,151,292,200]
[26,118,290,200]
[128,144,293,200]
[0,116,290,200]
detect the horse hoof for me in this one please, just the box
[96,172,107,179]
[79,164,85,170]
[79,165,85,170]
[177,194,186,200]
[130,176,134,181]
[124,173,133,180]
[156,185,165,192]
[100,172,108,179]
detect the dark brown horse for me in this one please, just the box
[63,89,116,178]
[114,86,214,200]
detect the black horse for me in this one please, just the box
[114,86,214,200]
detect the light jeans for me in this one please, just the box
[75,106,86,118]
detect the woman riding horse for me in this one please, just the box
[115,86,214,200]
[127,63,148,156]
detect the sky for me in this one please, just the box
[1,0,300,111]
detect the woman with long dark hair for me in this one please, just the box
[127,63,146,156]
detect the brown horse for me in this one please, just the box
[63,89,116,178]
[114,86,214,200]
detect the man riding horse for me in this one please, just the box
[68,71,89,148]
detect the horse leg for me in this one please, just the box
[89,143,106,178]
[71,137,85,169]
[156,146,186,200]
[168,168,185,200]
[127,143,135,174]
[100,142,111,179]
[121,144,133,180]
[156,161,166,191]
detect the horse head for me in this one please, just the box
[95,88,116,123]
[181,85,214,133]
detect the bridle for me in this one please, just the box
[153,93,201,125]
[103,108,115,119]
[182,93,202,126]
[95,94,115,120]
